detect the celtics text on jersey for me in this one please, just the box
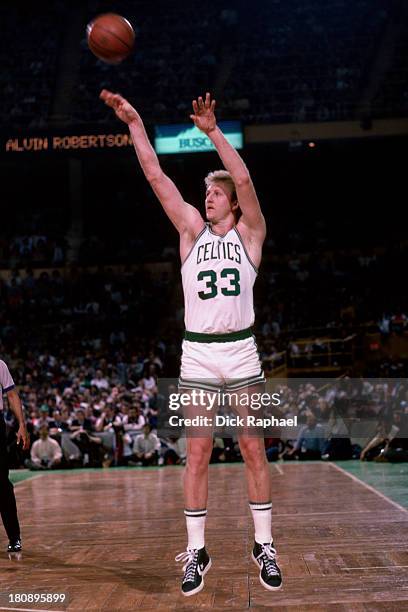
[181,224,258,334]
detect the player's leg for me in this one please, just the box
[0,415,21,555]
[176,436,213,597]
[176,340,223,595]
[238,430,271,503]
[236,392,283,591]
[221,339,276,553]
[223,334,283,592]
[184,435,213,514]
[174,379,216,595]
[236,417,274,548]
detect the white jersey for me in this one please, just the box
[181,223,258,334]
[0,359,15,411]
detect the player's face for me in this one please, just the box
[205,183,234,222]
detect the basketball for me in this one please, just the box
[87,13,135,64]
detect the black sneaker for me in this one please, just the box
[175,547,212,596]
[7,539,22,554]
[7,539,22,559]
[252,541,282,591]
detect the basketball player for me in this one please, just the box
[0,359,29,554]
[101,90,282,594]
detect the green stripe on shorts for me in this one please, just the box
[184,327,252,343]
[225,373,266,390]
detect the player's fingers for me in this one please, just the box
[192,100,199,113]
[198,96,204,109]
[112,93,123,105]
[102,93,116,108]
[99,88,112,101]
[205,92,211,108]
[211,99,216,112]
[111,95,125,111]
[102,90,120,108]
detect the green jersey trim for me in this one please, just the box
[181,224,207,269]
[207,223,233,239]
[184,327,252,343]
[233,227,259,274]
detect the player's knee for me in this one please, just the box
[186,440,212,473]
[239,438,267,469]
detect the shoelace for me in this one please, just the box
[256,544,280,577]
[175,549,199,583]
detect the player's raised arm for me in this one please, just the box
[100,90,203,236]
[190,93,266,239]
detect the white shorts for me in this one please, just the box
[179,334,265,391]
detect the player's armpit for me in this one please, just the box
[238,212,267,242]
[149,171,204,235]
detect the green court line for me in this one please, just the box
[10,465,165,484]
[9,469,36,484]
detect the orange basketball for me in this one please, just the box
[87,13,135,64]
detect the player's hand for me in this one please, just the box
[190,93,216,134]
[16,425,30,450]
[100,89,140,125]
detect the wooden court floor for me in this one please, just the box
[0,463,408,611]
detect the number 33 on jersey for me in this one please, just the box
[181,223,258,334]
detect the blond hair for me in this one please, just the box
[204,170,237,203]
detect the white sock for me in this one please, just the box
[184,508,207,550]
[249,501,272,545]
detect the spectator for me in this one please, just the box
[91,370,109,390]
[283,412,326,460]
[142,364,158,390]
[130,423,160,466]
[95,405,122,432]
[69,411,104,467]
[161,436,187,465]
[32,405,52,431]
[380,412,408,462]
[121,405,146,463]
[26,425,62,470]
[122,405,146,435]
[360,421,388,461]
[48,410,70,435]
[361,411,408,462]
[265,437,283,462]
[70,408,94,434]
